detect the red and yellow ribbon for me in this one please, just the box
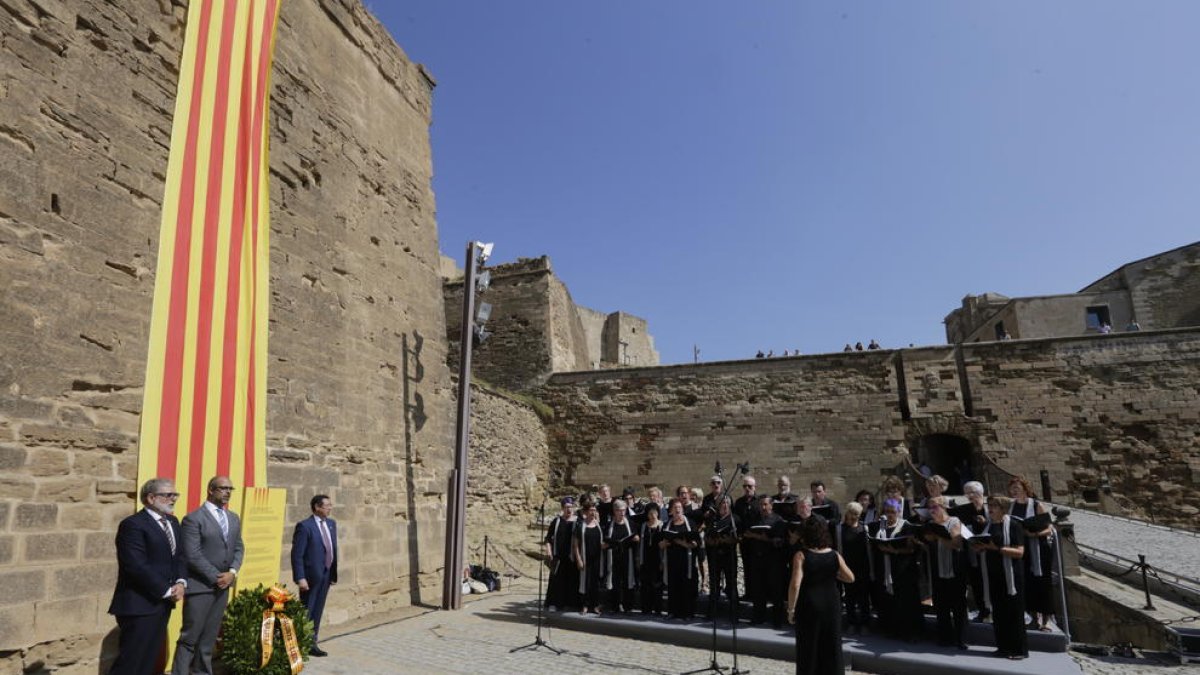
[259,585,304,673]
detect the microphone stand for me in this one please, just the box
[681,461,751,675]
[511,498,564,655]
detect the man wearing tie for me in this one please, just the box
[172,476,245,675]
[108,478,187,675]
[292,495,337,657]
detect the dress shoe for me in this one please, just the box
[310,647,328,657]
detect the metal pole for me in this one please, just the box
[1139,554,1155,610]
[443,242,480,610]
[484,534,489,571]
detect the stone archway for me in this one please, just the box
[905,416,982,494]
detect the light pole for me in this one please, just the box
[442,241,493,610]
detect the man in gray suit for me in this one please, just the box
[172,476,245,675]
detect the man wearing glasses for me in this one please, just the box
[108,478,187,675]
[172,476,244,675]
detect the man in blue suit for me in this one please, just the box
[292,494,337,656]
[108,478,187,675]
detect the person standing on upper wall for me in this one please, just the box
[292,495,338,657]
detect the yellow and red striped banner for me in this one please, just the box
[138,0,283,512]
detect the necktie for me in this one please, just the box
[160,518,176,554]
[320,519,333,569]
[216,508,229,541]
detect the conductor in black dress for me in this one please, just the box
[788,516,855,675]
[108,478,187,675]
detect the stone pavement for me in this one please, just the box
[298,580,1189,675]
[1066,508,1200,583]
[303,588,806,675]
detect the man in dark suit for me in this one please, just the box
[108,478,187,675]
[292,494,337,657]
[172,476,245,675]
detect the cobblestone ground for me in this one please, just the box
[1065,508,1200,583]
[302,588,806,675]
[298,582,1191,675]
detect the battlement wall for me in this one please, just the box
[541,329,1200,527]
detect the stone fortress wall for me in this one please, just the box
[0,0,538,670]
[442,256,658,391]
[539,329,1200,528]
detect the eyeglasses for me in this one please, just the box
[213,486,235,492]
[154,492,181,499]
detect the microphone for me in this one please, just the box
[715,461,723,475]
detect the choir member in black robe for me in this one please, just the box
[788,516,856,675]
[661,498,699,620]
[809,480,841,525]
[835,501,872,634]
[855,490,879,526]
[605,499,639,612]
[1008,476,1055,632]
[704,496,739,619]
[596,484,614,529]
[922,496,968,649]
[543,496,578,610]
[733,476,760,611]
[772,476,800,521]
[744,495,787,627]
[871,498,922,641]
[573,499,605,614]
[972,495,1027,660]
[954,481,990,622]
[639,505,665,614]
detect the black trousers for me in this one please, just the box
[109,606,171,675]
[706,545,737,617]
[932,574,967,646]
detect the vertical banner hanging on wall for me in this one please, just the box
[137,0,283,512]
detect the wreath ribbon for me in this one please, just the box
[259,585,304,673]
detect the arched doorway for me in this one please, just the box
[911,434,974,494]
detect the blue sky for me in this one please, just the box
[373,2,1199,364]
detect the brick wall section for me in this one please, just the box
[540,353,909,503]
[542,330,1200,528]
[0,0,454,669]
[463,386,551,578]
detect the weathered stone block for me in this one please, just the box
[25,447,71,477]
[35,478,94,502]
[0,604,36,650]
[32,597,100,647]
[0,476,36,499]
[24,532,79,562]
[96,479,136,503]
[0,536,12,564]
[52,563,116,600]
[0,444,26,470]
[60,504,103,531]
[0,570,46,606]
[14,503,57,530]
[83,532,113,560]
[72,451,114,478]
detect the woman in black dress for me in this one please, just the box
[1008,476,1055,631]
[834,501,872,634]
[605,499,639,612]
[955,481,991,623]
[573,498,605,614]
[922,496,968,649]
[543,496,579,610]
[871,498,922,641]
[788,516,855,675]
[639,504,665,614]
[660,498,699,620]
[972,495,1027,660]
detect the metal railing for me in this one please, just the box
[1076,542,1200,610]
